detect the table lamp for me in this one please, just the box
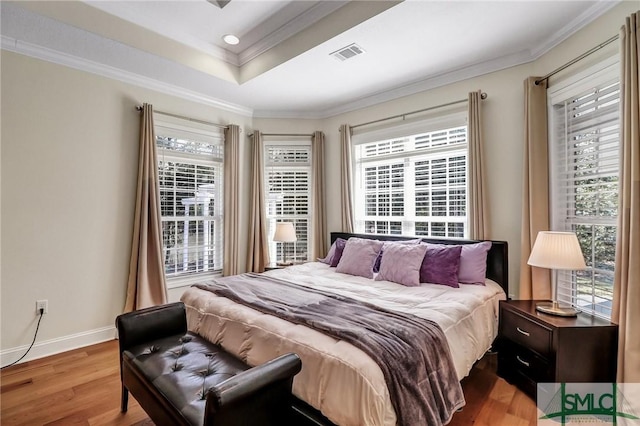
[527,231,587,317]
[273,222,297,266]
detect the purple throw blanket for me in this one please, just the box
[194,273,464,426]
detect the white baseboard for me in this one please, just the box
[0,326,117,367]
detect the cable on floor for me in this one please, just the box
[1,309,45,369]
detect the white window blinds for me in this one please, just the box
[551,74,619,319]
[354,124,468,238]
[155,117,224,280]
[264,142,312,263]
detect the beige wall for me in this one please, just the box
[1,1,636,362]
[533,2,634,84]
[252,117,324,135]
[0,51,253,362]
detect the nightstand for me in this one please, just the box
[496,300,618,398]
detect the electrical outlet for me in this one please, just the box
[36,300,48,314]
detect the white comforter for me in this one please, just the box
[181,262,506,426]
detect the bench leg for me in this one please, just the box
[121,384,129,412]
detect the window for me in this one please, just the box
[550,59,619,319]
[264,141,311,263]
[155,117,224,282]
[354,117,468,238]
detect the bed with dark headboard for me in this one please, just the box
[330,232,509,295]
[181,232,509,426]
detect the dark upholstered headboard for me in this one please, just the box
[330,232,509,295]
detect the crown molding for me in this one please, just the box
[253,49,535,119]
[85,0,241,67]
[86,0,347,68]
[2,0,620,122]
[1,35,254,117]
[237,0,348,66]
[529,0,621,59]
[254,1,620,120]
[2,29,537,121]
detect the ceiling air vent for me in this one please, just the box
[330,43,365,62]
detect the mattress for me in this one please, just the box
[181,262,506,426]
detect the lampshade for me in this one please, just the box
[527,231,586,270]
[273,222,297,242]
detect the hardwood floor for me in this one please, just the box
[1,340,537,425]
[449,353,538,426]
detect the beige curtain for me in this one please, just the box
[519,78,551,300]
[613,11,640,383]
[312,131,328,258]
[247,131,270,272]
[223,124,240,276]
[340,124,354,232]
[124,103,167,312]
[468,90,490,239]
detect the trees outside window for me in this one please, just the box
[550,60,619,319]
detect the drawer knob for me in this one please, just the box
[516,327,530,337]
[516,355,530,367]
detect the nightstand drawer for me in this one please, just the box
[498,342,550,398]
[499,343,550,383]
[501,309,552,358]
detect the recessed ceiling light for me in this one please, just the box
[222,34,240,45]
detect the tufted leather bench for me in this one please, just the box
[116,302,302,426]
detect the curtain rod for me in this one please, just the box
[535,34,619,85]
[247,133,313,138]
[346,92,487,131]
[136,106,228,130]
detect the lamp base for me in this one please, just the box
[535,301,578,317]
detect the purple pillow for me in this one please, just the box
[318,241,337,265]
[375,243,428,287]
[373,239,422,272]
[458,241,492,285]
[335,238,384,278]
[329,238,347,267]
[420,244,462,287]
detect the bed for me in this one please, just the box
[181,232,508,426]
